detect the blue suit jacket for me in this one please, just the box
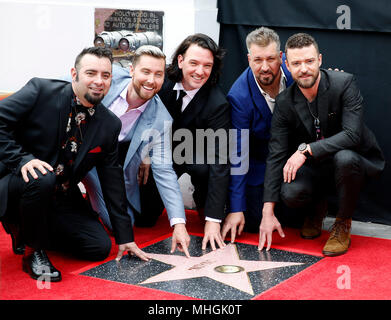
[228,59,293,213]
[83,65,185,227]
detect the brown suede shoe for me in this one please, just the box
[300,200,327,239]
[322,218,352,257]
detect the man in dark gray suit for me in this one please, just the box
[259,33,385,256]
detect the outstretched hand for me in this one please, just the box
[171,223,191,258]
[221,212,245,243]
[116,242,152,262]
[258,214,285,251]
[258,203,285,251]
[202,221,226,251]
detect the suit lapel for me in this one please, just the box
[123,99,155,169]
[247,68,273,125]
[73,103,103,172]
[159,79,207,127]
[293,86,316,139]
[161,85,177,117]
[57,84,73,150]
[180,85,209,127]
[316,71,330,138]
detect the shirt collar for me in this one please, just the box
[120,84,149,113]
[119,84,129,100]
[72,94,96,116]
[173,82,200,99]
[136,100,149,112]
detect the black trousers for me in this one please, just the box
[280,150,366,219]
[137,163,209,227]
[7,171,111,261]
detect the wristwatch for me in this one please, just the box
[298,143,312,159]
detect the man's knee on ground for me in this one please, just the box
[82,236,112,261]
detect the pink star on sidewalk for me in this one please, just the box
[141,244,303,295]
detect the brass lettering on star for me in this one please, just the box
[188,260,216,270]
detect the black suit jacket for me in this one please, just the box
[0,78,133,244]
[158,79,231,220]
[263,69,385,202]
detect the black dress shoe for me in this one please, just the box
[22,248,62,282]
[2,221,25,255]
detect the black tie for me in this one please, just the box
[174,90,186,117]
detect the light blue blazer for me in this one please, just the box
[82,65,186,229]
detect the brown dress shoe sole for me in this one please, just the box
[322,239,351,257]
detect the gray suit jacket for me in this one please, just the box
[263,69,385,202]
[84,65,186,223]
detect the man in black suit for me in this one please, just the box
[0,47,150,282]
[139,34,230,250]
[259,33,385,256]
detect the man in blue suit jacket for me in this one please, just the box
[82,46,191,257]
[221,27,293,242]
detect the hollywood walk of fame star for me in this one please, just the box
[141,244,303,295]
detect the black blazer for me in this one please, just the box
[0,78,133,244]
[263,69,385,202]
[158,79,231,220]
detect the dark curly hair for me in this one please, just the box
[166,33,225,86]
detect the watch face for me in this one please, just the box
[298,143,307,152]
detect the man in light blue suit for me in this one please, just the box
[82,45,191,257]
[221,27,294,242]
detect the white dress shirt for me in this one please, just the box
[173,82,200,112]
[252,67,287,113]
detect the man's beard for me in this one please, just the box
[256,70,278,86]
[133,80,155,101]
[84,92,104,106]
[295,69,320,89]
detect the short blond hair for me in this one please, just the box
[132,45,166,67]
